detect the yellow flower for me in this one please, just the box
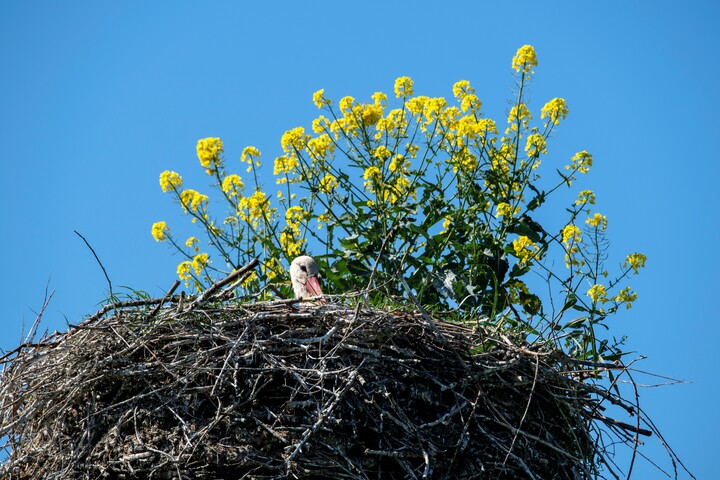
[451,149,478,174]
[280,230,303,257]
[371,91,387,106]
[361,104,383,125]
[495,202,517,219]
[575,190,596,206]
[221,174,244,197]
[441,216,451,233]
[281,127,309,153]
[313,89,330,108]
[567,150,593,174]
[507,104,532,131]
[196,137,223,172]
[241,271,258,287]
[179,189,209,213]
[460,94,482,113]
[184,236,199,253]
[363,166,381,193]
[394,76,414,98]
[307,134,334,160]
[312,115,330,134]
[319,173,338,194]
[452,80,472,100]
[159,170,182,192]
[389,154,409,173]
[624,253,647,274]
[511,45,538,73]
[512,235,539,265]
[263,257,282,280]
[238,190,270,223]
[587,283,608,304]
[371,145,390,160]
[541,98,569,125]
[241,146,261,163]
[363,165,381,182]
[406,95,428,116]
[191,253,210,275]
[273,155,299,176]
[614,287,638,309]
[177,261,192,281]
[285,205,308,226]
[151,221,168,242]
[525,133,547,157]
[586,213,608,230]
[339,96,355,113]
[562,224,582,247]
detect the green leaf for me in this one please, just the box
[564,316,589,329]
[561,294,578,313]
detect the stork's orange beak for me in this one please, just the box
[305,275,324,297]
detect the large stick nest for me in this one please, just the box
[0,294,647,479]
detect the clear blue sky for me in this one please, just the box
[1,2,717,478]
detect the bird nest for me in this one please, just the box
[0,292,652,479]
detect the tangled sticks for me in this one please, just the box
[0,293,654,479]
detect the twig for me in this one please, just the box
[74,230,113,302]
[149,280,181,318]
[186,258,259,311]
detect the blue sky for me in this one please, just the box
[1,1,717,477]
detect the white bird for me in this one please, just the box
[290,255,324,301]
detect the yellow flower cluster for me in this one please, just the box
[507,104,532,132]
[525,133,547,158]
[179,189,209,213]
[450,148,478,175]
[614,287,638,309]
[319,173,338,194]
[240,146,261,173]
[313,89,330,108]
[567,150,593,174]
[587,283,608,304]
[363,166,382,192]
[394,76,414,98]
[541,98,569,126]
[495,202,519,219]
[512,235,540,265]
[151,221,168,242]
[511,45,538,73]
[317,213,330,229]
[238,190,271,226]
[306,134,334,161]
[562,225,582,246]
[586,213,608,231]
[177,253,210,284]
[196,137,223,175]
[575,189,596,206]
[185,236,199,252]
[624,253,647,274]
[361,103,383,125]
[159,170,182,192]
[221,174,244,197]
[241,146,260,163]
[273,155,299,179]
[452,80,482,113]
[280,206,308,257]
[263,257,283,280]
[281,128,310,154]
[562,224,583,268]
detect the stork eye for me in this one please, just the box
[300,265,307,272]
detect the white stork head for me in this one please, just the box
[289,255,324,301]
